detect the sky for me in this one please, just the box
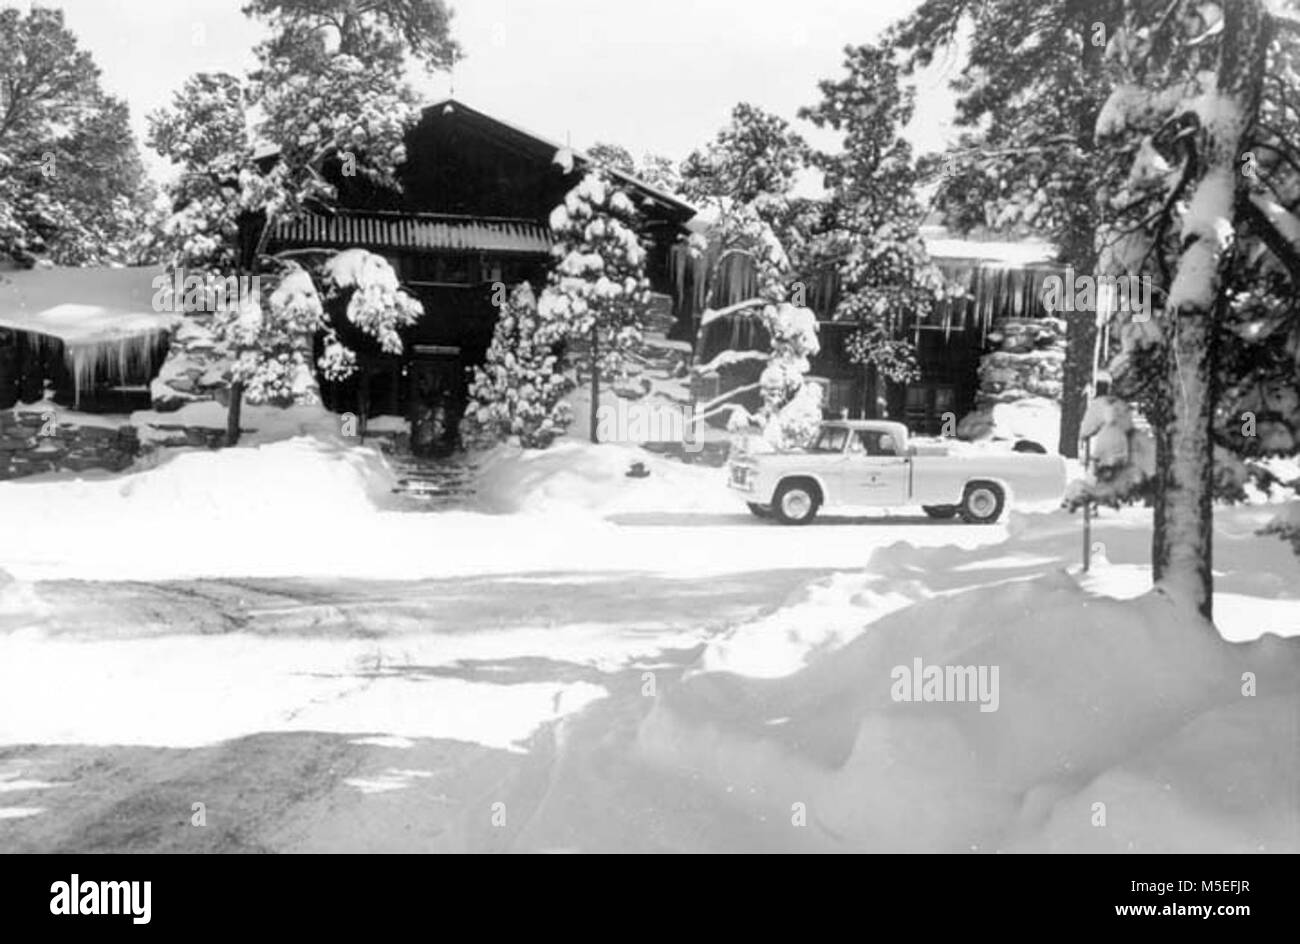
[7,0,960,185]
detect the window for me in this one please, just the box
[855,430,899,456]
[811,426,850,452]
[904,383,958,436]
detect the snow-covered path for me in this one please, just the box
[0,566,836,851]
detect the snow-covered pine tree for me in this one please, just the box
[538,171,651,443]
[1095,0,1295,618]
[668,101,826,449]
[798,44,951,399]
[680,102,809,239]
[461,282,573,449]
[0,7,155,266]
[888,0,1119,458]
[148,0,458,443]
[687,196,824,450]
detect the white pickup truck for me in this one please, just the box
[728,420,1066,525]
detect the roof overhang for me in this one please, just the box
[271,210,554,256]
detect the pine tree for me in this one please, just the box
[462,283,573,449]
[0,7,154,265]
[538,171,651,443]
[685,195,825,450]
[798,44,951,396]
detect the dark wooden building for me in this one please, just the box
[685,238,1064,436]
[268,99,696,449]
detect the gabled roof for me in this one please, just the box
[421,98,697,221]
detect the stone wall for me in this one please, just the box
[0,407,141,480]
[958,316,1066,449]
[975,317,1066,405]
[150,314,230,412]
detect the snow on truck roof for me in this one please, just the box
[821,419,908,431]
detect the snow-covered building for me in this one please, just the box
[686,231,1069,446]
[0,262,172,413]
[266,99,697,448]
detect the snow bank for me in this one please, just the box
[640,573,1299,852]
[130,400,341,446]
[698,570,927,678]
[0,437,397,580]
[636,506,1300,852]
[473,440,732,517]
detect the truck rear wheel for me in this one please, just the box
[773,480,821,525]
[922,505,958,519]
[747,503,772,519]
[959,482,1005,524]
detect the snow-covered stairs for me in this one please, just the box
[388,456,478,509]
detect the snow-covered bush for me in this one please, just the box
[1064,393,1155,509]
[319,248,422,360]
[213,253,420,406]
[462,283,574,449]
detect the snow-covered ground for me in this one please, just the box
[0,435,1005,581]
[1,435,1297,851]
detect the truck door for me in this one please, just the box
[843,429,910,506]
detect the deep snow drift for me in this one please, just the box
[633,511,1300,853]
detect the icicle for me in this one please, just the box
[62,327,169,408]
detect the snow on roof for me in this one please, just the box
[921,231,1059,267]
[0,265,175,401]
[0,265,173,342]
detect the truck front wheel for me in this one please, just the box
[773,480,821,525]
[959,482,1005,524]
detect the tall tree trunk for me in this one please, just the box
[1156,311,1215,619]
[589,325,600,444]
[1149,370,1173,585]
[1151,0,1267,620]
[1060,3,1121,458]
